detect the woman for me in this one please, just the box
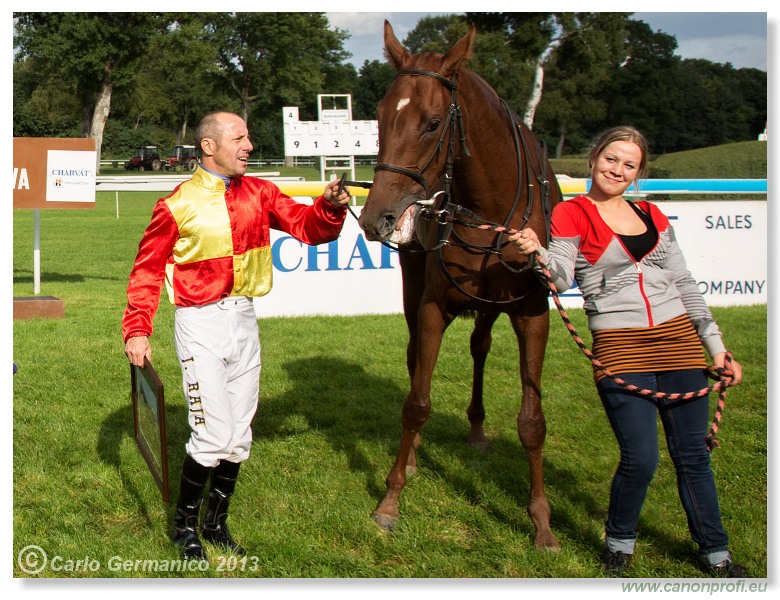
[509,126,744,577]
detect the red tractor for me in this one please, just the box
[164,145,199,172]
[125,146,163,171]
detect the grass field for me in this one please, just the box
[12,190,767,581]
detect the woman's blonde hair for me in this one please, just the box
[588,125,651,181]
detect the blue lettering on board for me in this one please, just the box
[271,234,400,273]
[380,243,398,269]
[272,237,303,273]
[697,280,765,295]
[344,236,375,270]
[307,241,340,272]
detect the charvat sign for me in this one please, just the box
[13,137,96,209]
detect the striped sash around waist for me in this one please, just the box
[591,314,707,383]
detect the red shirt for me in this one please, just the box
[122,168,346,341]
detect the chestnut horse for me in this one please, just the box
[358,22,561,549]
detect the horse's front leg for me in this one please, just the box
[373,299,451,531]
[509,300,560,550]
[399,251,427,476]
[466,311,500,452]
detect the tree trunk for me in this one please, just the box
[556,124,566,159]
[177,119,188,145]
[81,106,91,138]
[239,96,249,126]
[523,57,545,130]
[90,74,113,173]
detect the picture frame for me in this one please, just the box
[130,359,170,503]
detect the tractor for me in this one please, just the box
[125,146,163,171]
[164,145,199,172]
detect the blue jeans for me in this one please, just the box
[597,369,730,564]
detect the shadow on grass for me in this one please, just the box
[258,354,631,557]
[13,267,123,285]
[255,356,405,502]
[94,354,707,569]
[97,400,191,526]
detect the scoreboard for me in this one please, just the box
[282,106,379,157]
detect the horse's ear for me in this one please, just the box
[441,26,476,77]
[384,20,411,69]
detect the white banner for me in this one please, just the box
[254,205,402,318]
[664,200,766,305]
[253,202,767,318]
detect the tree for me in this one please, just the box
[205,13,349,127]
[403,14,462,53]
[131,15,229,145]
[599,19,685,153]
[14,12,170,170]
[466,13,630,130]
[403,13,630,134]
[533,13,631,156]
[352,60,396,120]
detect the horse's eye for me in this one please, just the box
[426,119,441,132]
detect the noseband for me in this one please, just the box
[373,69,470,200]
[371,68,555,306]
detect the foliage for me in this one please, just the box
[123,14,231,145]
[532,13,632,156]
[13,12,170,163]
[12,12,766,161]
[352,60,396,120]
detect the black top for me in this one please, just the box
[618,202,658,262]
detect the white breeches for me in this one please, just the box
[174,296,260,468]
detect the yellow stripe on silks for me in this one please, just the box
[165,262,175,304]
[166,188,233,264]
[233,246,273,298]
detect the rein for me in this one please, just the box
[355,70,735,447]
[429,210,736,451]
[354,67,556,304]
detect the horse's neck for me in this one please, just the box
[453,74,518,213]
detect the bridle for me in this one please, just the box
[373,69,469,201]
[358,67,556,305]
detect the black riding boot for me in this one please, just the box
[171,454,211,561]
[201,460,245,555]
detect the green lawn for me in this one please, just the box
[12,192,767,580]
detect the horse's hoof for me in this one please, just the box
[468,439,490,454]
[534,532,561,551]
[372,512,399,531]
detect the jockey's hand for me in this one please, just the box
[125,335,151,368]
[323,179,351,207]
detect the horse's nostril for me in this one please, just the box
[380,214,397,236]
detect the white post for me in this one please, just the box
[116,191,119,219]
[33,208,41,295]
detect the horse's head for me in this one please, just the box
[358,21,476,244]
